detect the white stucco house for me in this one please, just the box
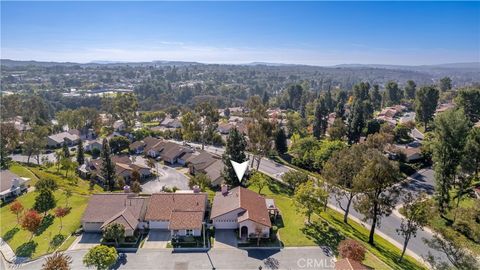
[210,186,273,239]
[0,170,28,203]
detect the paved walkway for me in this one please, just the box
[0,238,16,263]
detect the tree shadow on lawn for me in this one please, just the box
[36,214,54,236]
[16,241,37,258]
[302,220,344,256]
[48,234,65,251]
[267,180,291,196]
[325,212,422,270]
[3,227,19,241]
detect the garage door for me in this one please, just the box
[149,221,169,229]
[83,222,102,232]
[213,220,238,229]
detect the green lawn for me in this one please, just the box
[0,163,102,259]
[9,163,39,184]
[425,195,480,255]
[251,180,427,270]
[0,190,88,259]
[30,166,103,195]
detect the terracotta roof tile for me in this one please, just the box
[144,192,207,230]
[211,187,271,227]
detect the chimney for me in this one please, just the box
[193,185,200,193]
[221,184,228,195]
[11,178,19,188]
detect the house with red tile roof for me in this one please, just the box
[211,186,272,239]
[145,192,208,238]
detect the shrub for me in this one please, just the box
[338,239,366,261]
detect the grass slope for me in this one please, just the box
[1,163,101,259]
[251,179,426,270]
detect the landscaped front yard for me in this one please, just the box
[0,189,88,258]
[249,179,426,270]
[0,163,101,259]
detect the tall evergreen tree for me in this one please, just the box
[274,127,287,154]
[262,91,270,105]
[62,140,69,158]
[347,100,365,144]
[370,84,382,111]
[439,77,452,92]
[313,97,329,138]
[415,86,439,129]
[432,109,470,213]
[77,140,85,165]
[404,80,417,100]
[222,128,247,186]
[101,138,115,191]
[385,81,402,106]
[325,89,334,112]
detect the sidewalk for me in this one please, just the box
[327,204,429,267]
[0,237,16,263]
[0,237,31,269]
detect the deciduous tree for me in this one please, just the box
[10,201,24,225]
[293,180,328,224]
[354,149,399,245]
[338,239,366,261]
[83,245,118,270]
[323,144,366,223]
[102,223,125,246]
[21,209,42,239]
[396,192,430,262]
[54,207,70,231]
[248,170,268,194]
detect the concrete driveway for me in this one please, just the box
[68,233,102,250]
[214,229,238,249]
[133,156,190,192]
[143,230,171,249]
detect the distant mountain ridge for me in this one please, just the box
[2,58,478,69]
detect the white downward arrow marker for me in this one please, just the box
[231,160,249,183]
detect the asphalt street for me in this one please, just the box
[17,247,334,270]
[188,140,445,263]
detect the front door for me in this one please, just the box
[240,226,248,239]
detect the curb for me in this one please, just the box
[327,203,428,267]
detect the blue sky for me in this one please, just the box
[1,1,479,65]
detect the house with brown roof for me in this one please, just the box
[130,136,161,155]
[145,193,208,238]
[81,193,148,236]
[211,186,272,239]
[186,151,224,186]
[86,155,151,185]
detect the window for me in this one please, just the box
[186,229,193,236]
